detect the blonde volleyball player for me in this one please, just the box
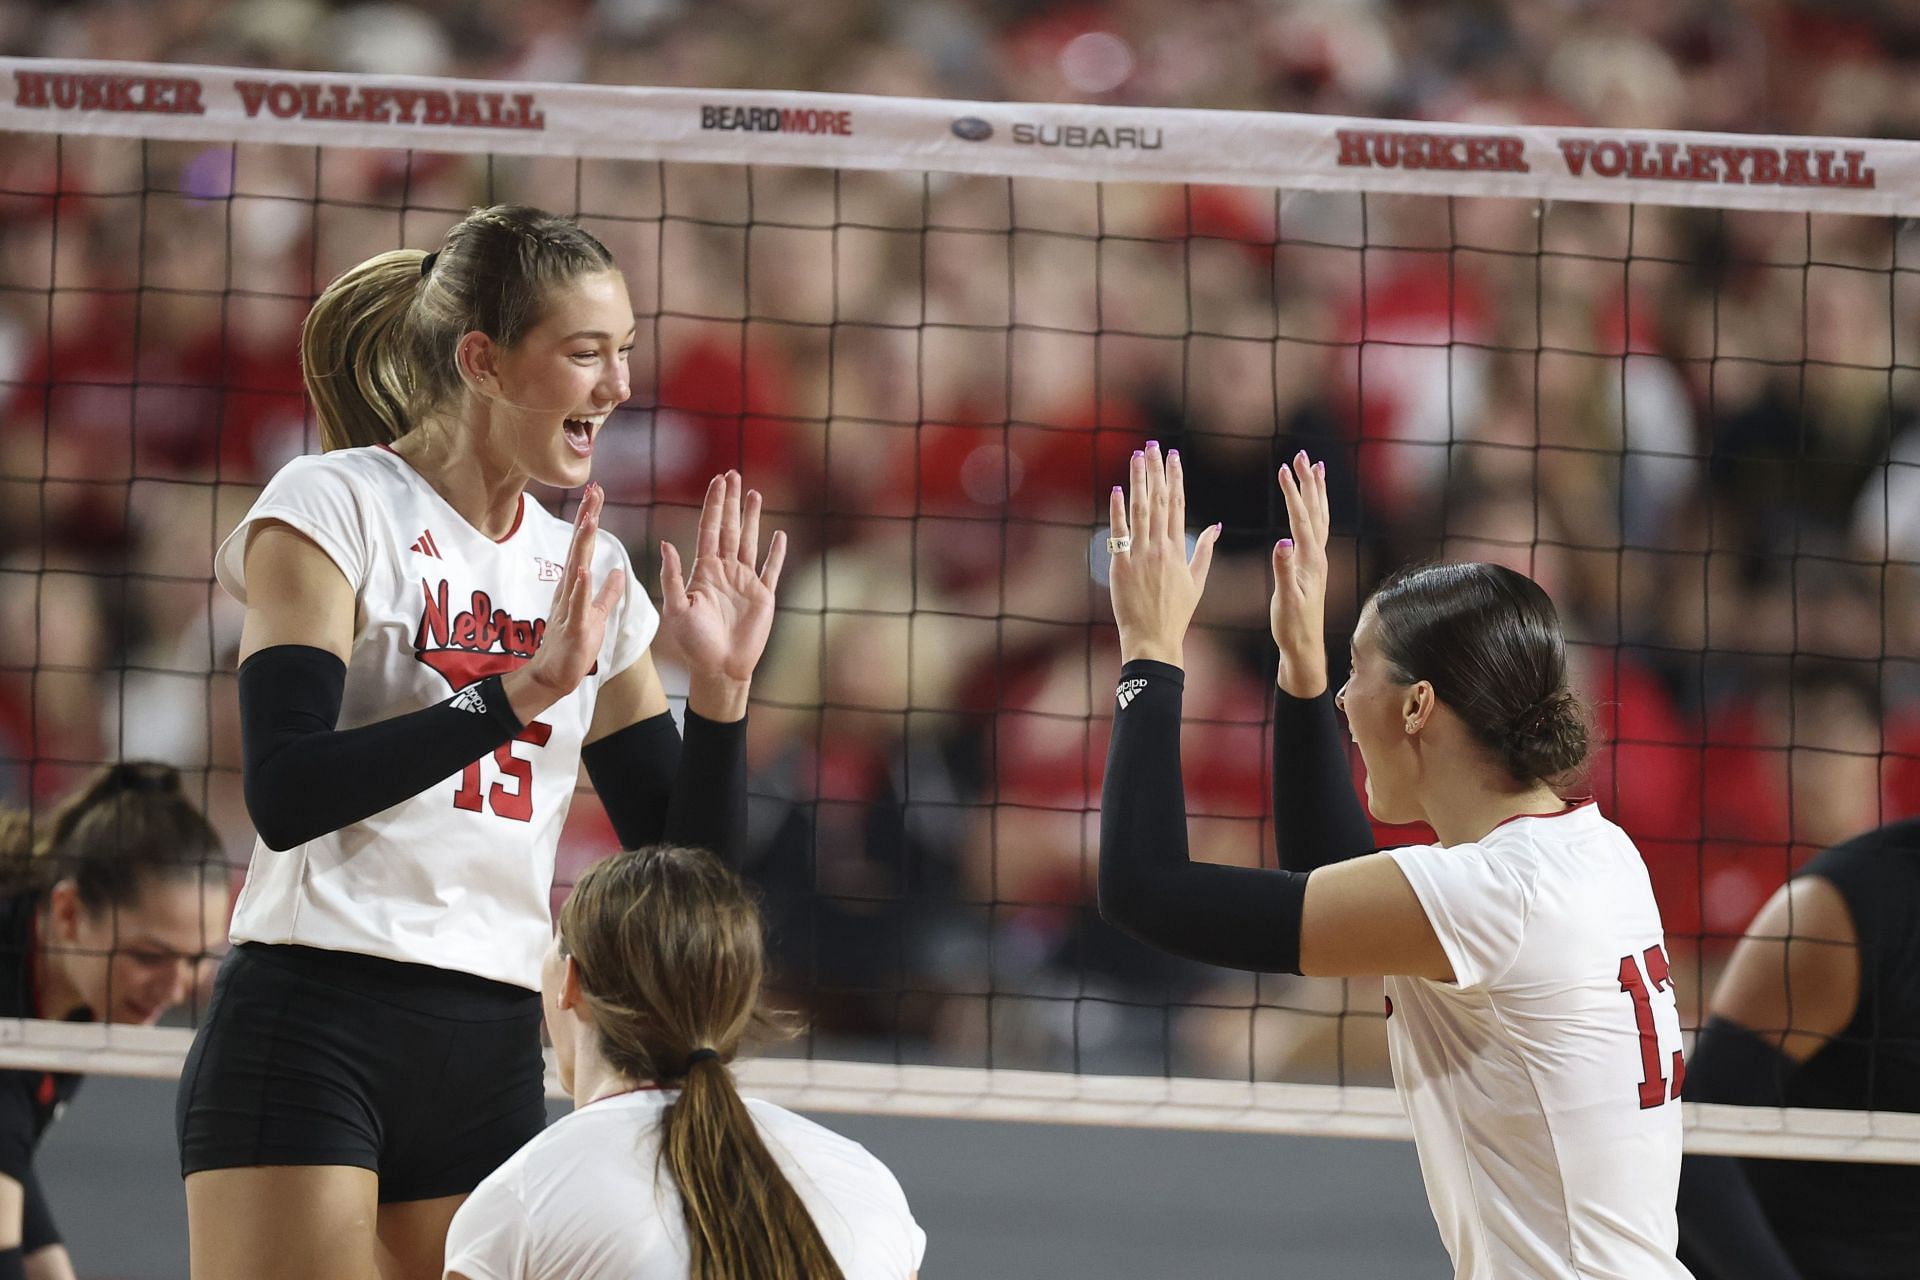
[442,845,924,1280]
[176,207,786,1280]
[1099,445,1690,1279]
[0,764,226,1280]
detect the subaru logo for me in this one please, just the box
[951,116,993,142]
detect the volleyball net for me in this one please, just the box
[3,57,1919,1163]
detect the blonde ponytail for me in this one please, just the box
[300,249,426,451]
[0,809,33,890]
[661,1056,845,1280]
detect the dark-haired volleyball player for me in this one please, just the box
[176,206,785,1280]
[1678,812,1920,1278]
[444,845,923,1280]
[0,763,226,1280]
[1099,445,1690,1278]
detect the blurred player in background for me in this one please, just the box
[443,844,924,1280]
[1099,445,1691,1279]
[176,205,785,1280]
[1678,813,1920,1278]
[0,762,227,1280]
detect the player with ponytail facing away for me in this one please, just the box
[443,846,924,1280]
[0,764,227,1280]
[1099,445,1690,1279]
[178,206,786,1280]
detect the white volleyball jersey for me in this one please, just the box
[1383,802,1691,1280]
[214,445,657,990]
[444,1088,926,1280]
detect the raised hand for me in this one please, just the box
[510,483,626,720]
[1107,441,1222,667]
[660,471,786,716]
[1272,451,1331,697]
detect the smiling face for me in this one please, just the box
[1336,604,1429,826]
[466,269,635,490]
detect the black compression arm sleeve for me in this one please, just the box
[582,711,680,851]
[0,1246,22,1280]
[1676,1017,1805,1280]
[239,644,523,851]
[581,709,749,868]
[1272,688,1376,872]
[1099,660,1310,974]
[663,709,748,868]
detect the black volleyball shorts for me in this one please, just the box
[176,943,546,1203]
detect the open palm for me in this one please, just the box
[1271,451,1331,697]
[660,471,786,684]
[1107,442,1222,664]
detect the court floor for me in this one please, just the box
[41,1075,1450,1278]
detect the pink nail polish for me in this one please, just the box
[1146,440,1159,450]
[1278,538,1293,549]
[1112,486,1123,495]
[1133,450,1144,460]
[1168,449,1179,461]
[1314,461,1325,476]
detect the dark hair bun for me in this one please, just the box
[1500,689,1589,782]
[1368,562,1593,785]
[0,760,217,906]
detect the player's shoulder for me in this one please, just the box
[1478,800,1621,860]
[1446,801,1635,899]
[744,1097,908,1192]
[1813,816,1920,870]
[1800,816,1920,923]
[746,1096,861,1150]
[1475,803,1663,933]
[261,444,406,498]
[479,1134,536,1187]
[490,1096,653,1196]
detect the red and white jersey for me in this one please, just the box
[215,445,657,990]
[445,1089,926,1280]
[1384,802,1692,1280]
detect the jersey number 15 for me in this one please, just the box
[1618,944,1685,1109]
[454,722,553,822]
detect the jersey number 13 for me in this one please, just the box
[1618,944,1685,1109]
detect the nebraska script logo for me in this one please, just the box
[413,580,546,691]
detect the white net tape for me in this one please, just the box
[5,56,1919,213]
[2,1023,1917,1163]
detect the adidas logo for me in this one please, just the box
[411,529,442,559]
[1116,678,1148,710]
[450,683,489,715]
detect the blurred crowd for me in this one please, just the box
[3,0,1920,1085]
